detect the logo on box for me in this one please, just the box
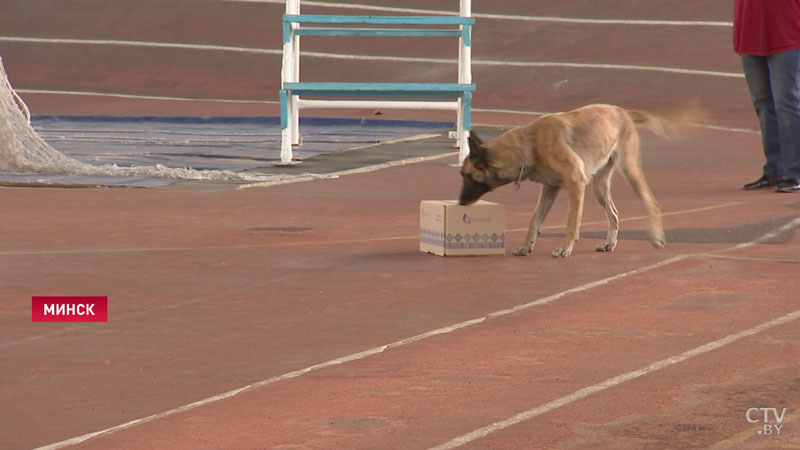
[462,213,492,224]
[32,296,108,322]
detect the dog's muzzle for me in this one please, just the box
[459,176,492,205]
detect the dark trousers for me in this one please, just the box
[741,49,800,179]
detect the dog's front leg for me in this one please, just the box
[553,182,584,257]
[513,185,559,256]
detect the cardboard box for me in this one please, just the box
[420,200,505,256]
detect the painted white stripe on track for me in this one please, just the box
[0,36,282,55]
[16,88,280,105]
[0,36,744,79]
[225,0,733,27]
[12,89,756,134]
[299,50,744,78]
[429,309,800,450]
[33,215,800,449]
[32,256,686,450]
[427,216,800,449]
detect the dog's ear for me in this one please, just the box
[469,131,485,148]
[468,133,489,169]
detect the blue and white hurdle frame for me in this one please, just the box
[280,0,475,164]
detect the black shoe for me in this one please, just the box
[775,178,800,193]
[743,175,782,190]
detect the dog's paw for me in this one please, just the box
[552,247,572,258]
[650,230,666,249]
[595,241,616,252]
[512,246,530,256]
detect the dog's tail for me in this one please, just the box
[627,100,707,138]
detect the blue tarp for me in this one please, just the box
[0,116,452,187]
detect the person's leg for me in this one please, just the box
[766,49,800,190]
[741,54,784,181]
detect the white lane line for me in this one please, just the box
[705,254,800,264]
[35,318,491,450]
[473,60,741,78]
[224,0,733,27]
[32,255,687,450]
[474,107,758,134]
[237,134,451,189]
[0,36,282,55]
[688,123,760,134]
[427,218,800,450]
[12,89,755,133]
[0,202,739,258]
[0,36,744,79]
[32,214,800,449]
[300,51,744,78]
[477,14,730,28]
[730,216,800,250]
[16,88,280,105]
[0,203,731,349]
[429,309,800,450]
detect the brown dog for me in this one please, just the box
[459,103,682,257]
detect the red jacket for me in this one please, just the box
[733,0,800,55]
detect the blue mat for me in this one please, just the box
[0,116,452,187]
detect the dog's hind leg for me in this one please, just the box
[512,184,559,256]
[617,129,666,248]
[592,158,619,252]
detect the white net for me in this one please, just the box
[0,56,90,174]
[0,54,287,183]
